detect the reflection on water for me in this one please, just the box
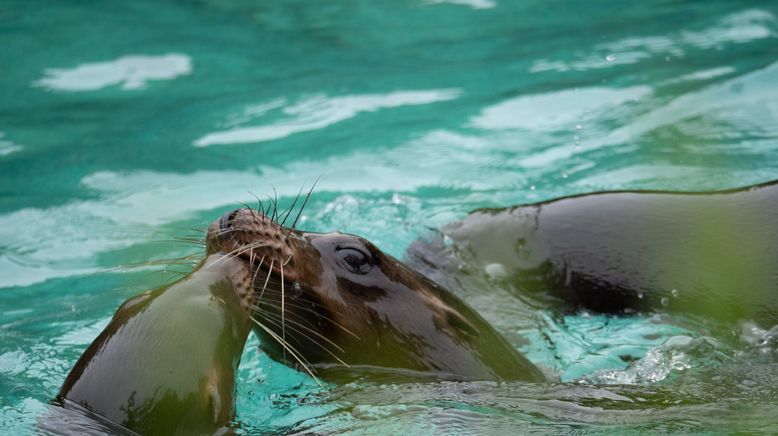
[0,0,777,433]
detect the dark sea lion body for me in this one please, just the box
[54,255,254,434]
[208,209,544,382]
[440,180,778,325]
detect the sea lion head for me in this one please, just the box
[206,207,542,382]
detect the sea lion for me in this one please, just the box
[53,254,255,434]
[426,180,778,326]
[206,207,544,382]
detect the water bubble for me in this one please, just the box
[661,297,669,307]
[605,54,616,62]
[562,173,568,179]
[671,289,679,298]
[485,263,508,279]
[530,185,536,191]
[637,292,644,299]
[665,56,671,62]
[575,124,583,130]
[293,281,302,298]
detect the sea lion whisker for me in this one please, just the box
[251,255,266,288]
[290,176,319,231]
[212,227,243,238]
[259,259,275,301]
[282,254,293,266]
[205,246,249,268]
[250,317,322,386]
[248,191,266,223]
[271,185,279,222]
[280,183,306,227]
[251,298,360,340]
[255,310,349,367]
[171,237,206,247]
[254,308,342,353]
[239,201,258,221]
[213,242,274,267]
[248,288,354,327]
[108,254,201,272]
[280,260,286,362]
[249,248,256,277]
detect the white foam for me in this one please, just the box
[34,53,192,92]
[194,89,461,146]
[0,132,23,156]
[470,86,650,131]
[529,9,775,73]
[424,0,496,10]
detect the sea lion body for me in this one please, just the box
[208,209,544,382]
[440,180,778,325]
[56,255,254,434]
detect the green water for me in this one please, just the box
[1,0,777,433]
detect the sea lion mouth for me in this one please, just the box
[206,207,305,283]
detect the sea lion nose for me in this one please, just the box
[220,209,240,230]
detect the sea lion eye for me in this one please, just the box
[336,247,372,274]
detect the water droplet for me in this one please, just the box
[530,185,536,191]
[575,124,583,130]
[605,54,615,62]
[637,292,644,299]
[562,173,568,179]
[665,56,671,62]
[671,289,679,298]
[293,281,302,298]
[661,297,669,307]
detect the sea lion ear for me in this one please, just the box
[445,308,480,338]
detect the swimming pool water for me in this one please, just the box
[1,0,777,433]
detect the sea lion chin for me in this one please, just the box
[206,208,544,382]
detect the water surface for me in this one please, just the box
[1,0,777,433]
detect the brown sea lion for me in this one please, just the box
[53,254,255,434]
[206,207,544,382]
[417,179,778,326]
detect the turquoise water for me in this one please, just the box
[1,0,777,433]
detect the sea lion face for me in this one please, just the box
[206,208,543,381]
